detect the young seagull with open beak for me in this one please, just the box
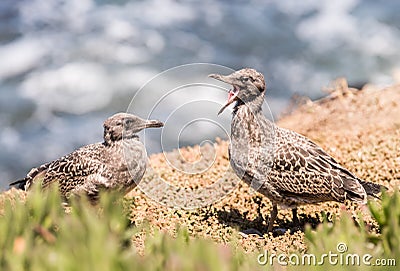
[210,68,385,233]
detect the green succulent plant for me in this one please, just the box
[0,187,259,271]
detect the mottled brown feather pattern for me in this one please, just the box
[10,113,163,202]
[211,68,385,230]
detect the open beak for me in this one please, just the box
[144,119,164,128]
[208,73,239,115]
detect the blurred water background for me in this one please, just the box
[1,0,400,189]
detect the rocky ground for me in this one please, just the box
[2,79,399,254]
[128,78,400,253]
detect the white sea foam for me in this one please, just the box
[18,0,93,32]
[20,62,112,114]
[296,0,360,51]
[0,37,48,80]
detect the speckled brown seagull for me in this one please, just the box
[10,113,163,202]
[209,68,385,232]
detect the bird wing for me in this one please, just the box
[267,128,366,203]
[39,144,106,194]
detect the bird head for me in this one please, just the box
[209,68,265,115]
[104,113,164,144]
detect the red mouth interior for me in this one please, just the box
[227,86,239,103]
[227,90,235,102]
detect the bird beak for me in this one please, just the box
[208,73,235,85]
[144,119,164,128]
[209,73,239,115]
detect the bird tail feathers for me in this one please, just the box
[9,178,28,190]
[359,179,387,199]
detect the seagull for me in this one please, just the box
[209,68,385,232]
[10,113,163,202]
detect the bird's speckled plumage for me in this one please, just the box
[10,113,163,202]
[210,68,385,231]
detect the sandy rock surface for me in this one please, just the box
[129,82,400,253]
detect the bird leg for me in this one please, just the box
[267,204,278,232]
[292,208,299,226]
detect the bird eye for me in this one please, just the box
[241,77,249,83]
[124,119,132,126]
